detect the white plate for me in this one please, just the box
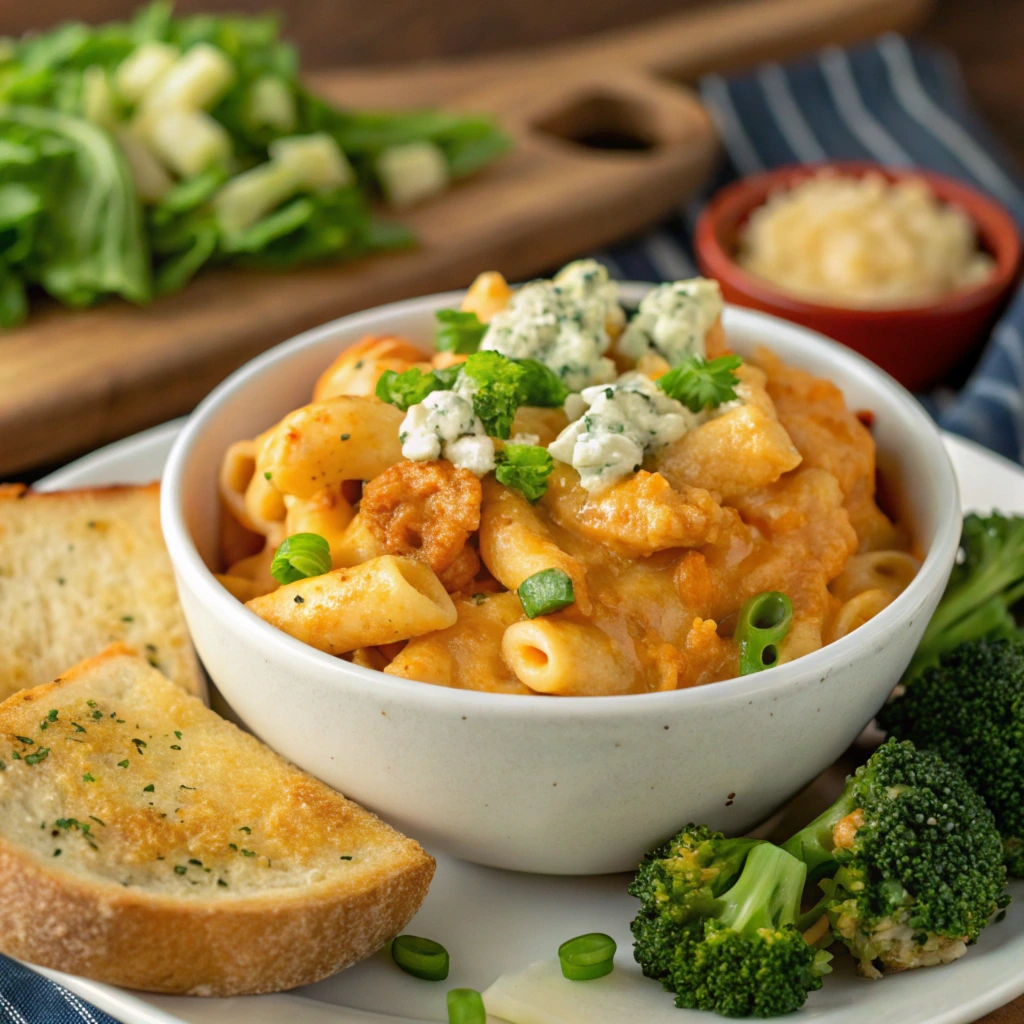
[30,422,1024,1024]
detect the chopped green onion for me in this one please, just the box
[518,568,575,619]
[735,591,793,675]
[391,934,450,981]
[270,533,331,585]
[558,932,616,981]
[446,987,486,1024]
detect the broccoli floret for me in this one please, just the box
[628,824,762,984]
[782,739,1009,979]
[904,513,1024,682]
[668,843,832,1018]
[879,638,1024,876]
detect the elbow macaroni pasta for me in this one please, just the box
[218,270,919,695]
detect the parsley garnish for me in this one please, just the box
[217,879,228,887]
[435,308,487,354]
[340,855,353,861]
[46,710,58,722]
[494,443,555,503]
[72,722,86,733]
[170,744,181,750]
[24,747,49,765]
[82,773,95,782]
[514,358,569,408]
[143,784,155,793]
[375,365,460,411]
[241,849,256,857]
[656,354,743,413]
[132,738,147,753]
[461,351,528,439]
[239,826,251,834]
[378,350,566,439]
[117,759,129,768]
[89,816,105,827]
[15,735,32,745]
[174,865,187,875]
[91,710,103,720]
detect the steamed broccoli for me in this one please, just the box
[629,824,762,984]
[782,739,1009,979]
[668,843,832,1017]
[629,827,831,1017]
[879,638,1024,876]
[904,513,1024,683]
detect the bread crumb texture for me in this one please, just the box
[0,484,201,701]
[0,646,435,995]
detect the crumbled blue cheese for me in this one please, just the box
[617,278,723,366]
[547,374,700,492]
[553,258,626,336]
[399,388,496,475]
[481,259,622,391]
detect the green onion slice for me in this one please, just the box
[734,591,793,675]
[270,532,331,585]
[518,568,575,619]
[558,932,616,981]
[446,987,486,1024]
[391,934,450,981]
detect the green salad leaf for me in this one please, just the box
[0,2,508,325]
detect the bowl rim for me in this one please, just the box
[694,160,1022,320]
[161,287,962,715]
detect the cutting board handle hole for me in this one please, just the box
[534,92,658,153]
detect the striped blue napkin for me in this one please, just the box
[2,30,1023,1024]
[0,956,116,1023]
[599,33,1024,462]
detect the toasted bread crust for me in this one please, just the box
[0,835,434,995]
[0,646,435,996]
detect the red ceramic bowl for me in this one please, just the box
[694,162,1021,390]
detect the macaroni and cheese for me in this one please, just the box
[216,262,919,696]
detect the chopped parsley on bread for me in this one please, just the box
[0,645,435,995]
[0,484,202,702]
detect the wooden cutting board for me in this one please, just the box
[0,0,932,475]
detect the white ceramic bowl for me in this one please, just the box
[161,288,961,875]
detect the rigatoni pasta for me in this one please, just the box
[219,262,919,696]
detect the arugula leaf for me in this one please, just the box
[435,308,486,354]
[656,354,742,413]
[515,358,569,408]
[462,351,528,440]
[376,366,452,412]
[495,443,554,503]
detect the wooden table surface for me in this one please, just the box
[4,1,1022,1019]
